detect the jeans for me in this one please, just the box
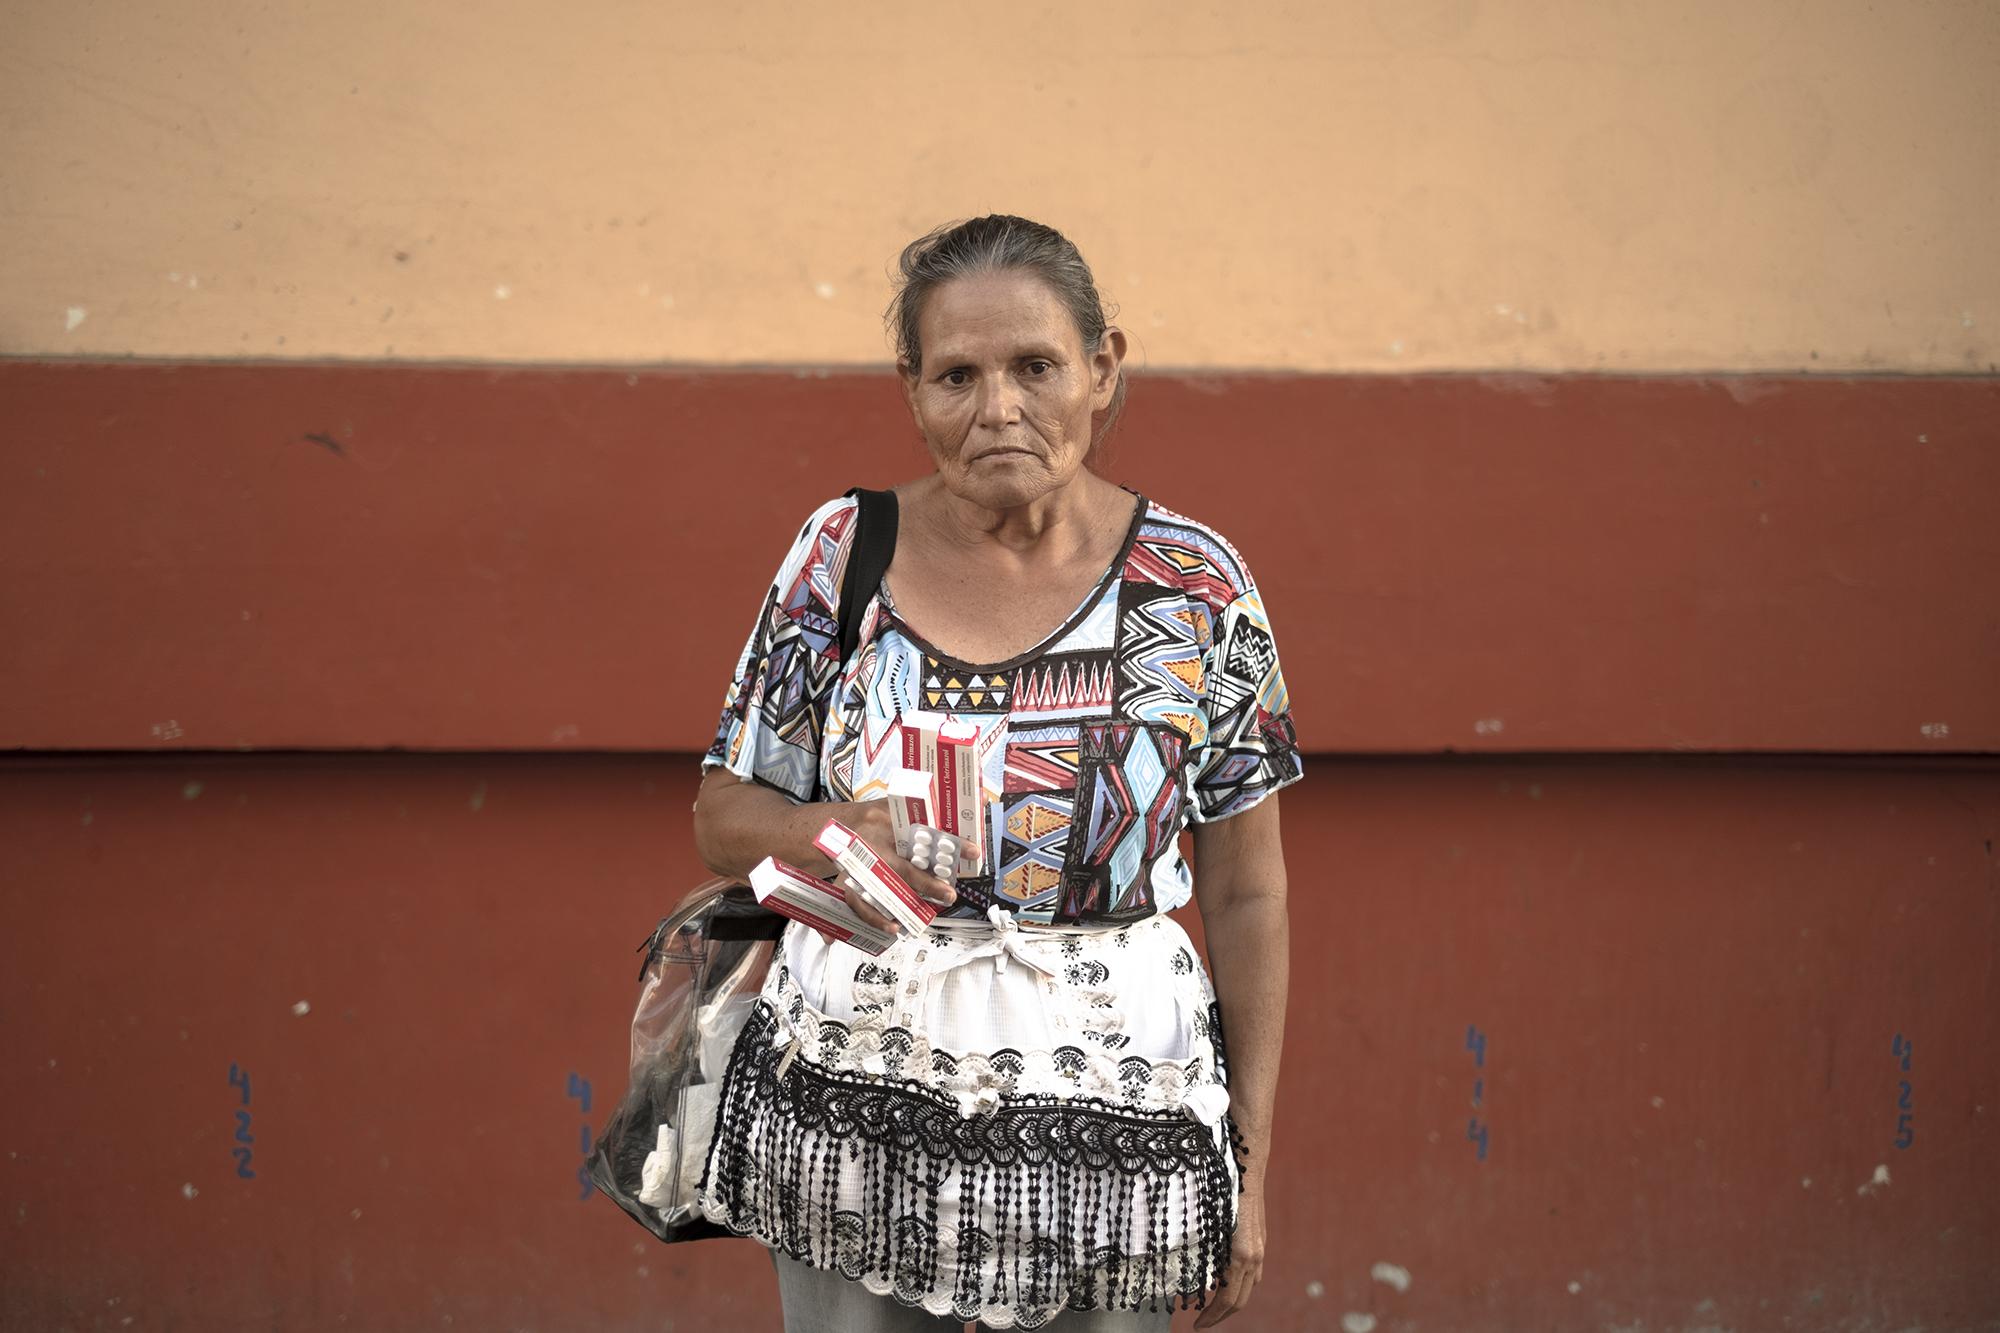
[768,1249,1176,1333]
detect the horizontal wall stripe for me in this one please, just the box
[2,361,1995,753]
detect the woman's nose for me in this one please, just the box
[974,377,1021,427]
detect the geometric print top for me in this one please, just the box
[702,489,1303,927]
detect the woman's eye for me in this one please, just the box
[1025,360,1051,376]
[942,369,970,386]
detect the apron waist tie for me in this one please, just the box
[929,904,1064,979]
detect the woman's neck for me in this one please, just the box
[913,470,1125,563]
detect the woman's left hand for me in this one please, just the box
[1194,1182,1265,1327]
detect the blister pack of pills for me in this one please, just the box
[906,824,964,881]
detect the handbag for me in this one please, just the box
[587,486,900,1243]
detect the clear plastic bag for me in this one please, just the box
[588,878,782,1242]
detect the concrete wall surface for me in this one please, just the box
[3,0,1995,371]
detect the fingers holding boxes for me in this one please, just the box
[752,812,952,953]
[749,855,900,955]
[813,818,939,937]
[752,712,1001,952]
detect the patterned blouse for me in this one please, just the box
[703,490,1302,924]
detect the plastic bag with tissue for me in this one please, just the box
[587,878,781,1243]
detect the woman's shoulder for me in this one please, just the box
[1130,495,1262,611]
[762,493,863,578]
[789,493,862,550]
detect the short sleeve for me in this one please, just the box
[1187,566,1303,823]
[701,496,858,803]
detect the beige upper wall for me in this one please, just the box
[3,0,1994,372]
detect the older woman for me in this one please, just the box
[692,215,1297,1331]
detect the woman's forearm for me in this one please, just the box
[1201,893,1289,1185]
[692,769,827,882]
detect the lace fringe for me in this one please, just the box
[697,1000,1243,1330]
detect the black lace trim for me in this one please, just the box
[698,1000,1241,1327]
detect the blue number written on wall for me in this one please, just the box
[229,1063,256,1179]
[1892,1034,1914,1150]
[1465,1025,1490,1161]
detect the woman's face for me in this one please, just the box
[902,269,1126,511]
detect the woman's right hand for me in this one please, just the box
[791,797,957,934]
[692,769,958,933]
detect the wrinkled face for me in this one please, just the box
[901,269,1125,510]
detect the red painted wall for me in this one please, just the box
[3,364,1996,752]
[3,364,1996,1330]
[4,754,1995,1330]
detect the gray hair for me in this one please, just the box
[886,215,1127,444]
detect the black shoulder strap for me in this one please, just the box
[838,487,899,664]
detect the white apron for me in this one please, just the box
[695,909,1242,1330]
